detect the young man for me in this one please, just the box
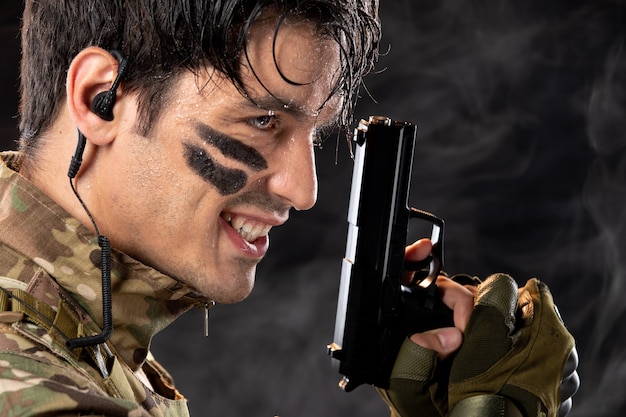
[0,1,577,416]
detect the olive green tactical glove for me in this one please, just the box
[378,273,579,417]
[448,273,579,417]
[377,338,447,417]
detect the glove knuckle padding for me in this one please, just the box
[449,274,575,417]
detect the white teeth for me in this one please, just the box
[223,213,271,242]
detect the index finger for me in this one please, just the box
[402,239,433,286]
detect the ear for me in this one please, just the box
[66,46,129,145]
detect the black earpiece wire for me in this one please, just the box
[66,131,114,350]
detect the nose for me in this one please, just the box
[267,135,318,211]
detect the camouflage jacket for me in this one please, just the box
[0,151,207,416]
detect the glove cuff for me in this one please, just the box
[447,395,524,417]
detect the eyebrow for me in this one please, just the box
[242,93,341,132]
[245,95,311,120]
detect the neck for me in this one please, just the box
[20,117,101,237]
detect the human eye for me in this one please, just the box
[249,114,279,131]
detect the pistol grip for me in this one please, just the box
[400,281,455,334]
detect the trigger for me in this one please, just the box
[405,249,442,290]
[404,255,432,272]
[405,253,433,288]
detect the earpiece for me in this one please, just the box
[69,50,128,179]
[90,50,128,121]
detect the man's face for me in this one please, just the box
[97,16,342,303]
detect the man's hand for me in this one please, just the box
[378,241,579,417]
[448,274,579,417]
[377,239,475,417]
[404,239,475,358]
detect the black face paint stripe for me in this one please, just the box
[183,142,247,195]
[195,123,268,171]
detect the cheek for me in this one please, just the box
[115,143,182,218]
[183,142,249,195]
[184,124,271,196]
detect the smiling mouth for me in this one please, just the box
[221,213,272,243]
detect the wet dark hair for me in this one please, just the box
[18,0,380,152]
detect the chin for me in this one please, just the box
[212,285,255,305]
[209,270,256,305]
[169,259,258,304]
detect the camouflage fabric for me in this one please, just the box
[0,151,208,416]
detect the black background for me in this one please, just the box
[1,1,625,416]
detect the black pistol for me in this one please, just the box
[327,115,453,392]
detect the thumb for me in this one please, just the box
[410,327,463,358]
